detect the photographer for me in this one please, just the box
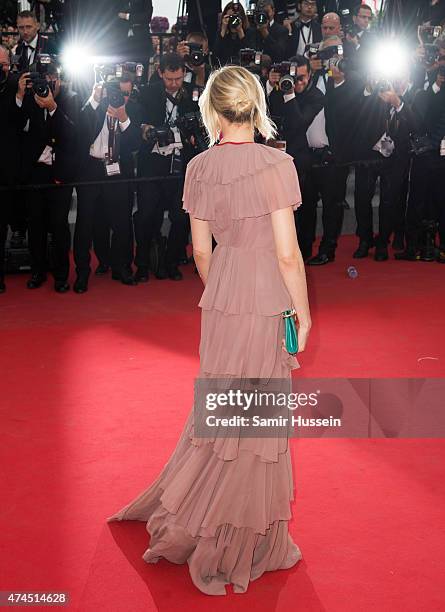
[397,70,445,263]
[0,45,23,293]
[353,72,422,261]
[134,53,200,282]
[244,1,289,63]
[267,55,324,259]
[267,56,324,181]
[15,59,79,292]
[176,32,212,88]
[413,36,445,92]
[73,74,142,293]
[284,0,322,58]
[15,10,57,72]
[213,2,249,66]
[302,35,361,264]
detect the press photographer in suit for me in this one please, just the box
[73,74,143,293]
[15,10,57,72]
[353,72,422,261]
[134,53,199,283]
[245,1,289,63]
[15,60,79,292]
[267,55,324,182]
[0,45,23,294]
[284,0,322,58]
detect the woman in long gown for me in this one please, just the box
[107,65,312,595]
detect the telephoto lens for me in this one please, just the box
[30,73,50,97]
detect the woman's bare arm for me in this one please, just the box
[270,206,311,351]
[190,216,213,286]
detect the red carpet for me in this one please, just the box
[1,236,444,611]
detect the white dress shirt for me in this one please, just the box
[296,20,313,56]
[24,34,38,65]
[88,97,131,160]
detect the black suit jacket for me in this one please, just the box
[245,21,289,62]
[18,86,80,183]
[78,96,143,176]
[0,74,23,184]
[322,75,364,162]
[138,81,200,161]
[268,83,325,171]
[354,88,423,161]
[285,19,322,59]
[15,34,58,72]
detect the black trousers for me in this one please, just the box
[0,188,13,277]
[92,185,135,268]
[134,152,188,269]
[354,153,410,246]
[27,164,72,281]
[405,154,445,249]
[298,158,348,257]
[74,158,133,274]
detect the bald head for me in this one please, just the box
[322,12,341,39]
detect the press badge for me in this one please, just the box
[105,161,121,176]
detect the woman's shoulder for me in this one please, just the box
[185,143,295,186]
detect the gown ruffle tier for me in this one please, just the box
[107,143,304,595]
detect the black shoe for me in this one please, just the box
[374,246,389,261]
[95,263,109,276]
[419,247,437,262]
[54,280,70,293]
[353,240,373,259]
[167,264,183,280]
[73,272,90,293]
[155,265,168,280]
[27,273,47,289]
[437,247,445,264]
[306,253,335,266]
[0,277,5,293]
[134,267,149,282]
[394,248,420,261]
[392,233,405,251]
[112,269,138,285]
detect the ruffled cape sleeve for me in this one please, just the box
[182,145,302,220]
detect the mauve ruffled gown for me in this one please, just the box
[107,142,304,595]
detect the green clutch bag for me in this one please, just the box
[282,309,298,355]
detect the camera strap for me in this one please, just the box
[107,115,118,162]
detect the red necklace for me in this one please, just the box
[216,141,255,146]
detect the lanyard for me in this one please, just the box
[299,22,312,47]
[107,115,118,162]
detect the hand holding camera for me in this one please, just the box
[378,88,401,109]
[107,104,128,123]
[176,41,190,58]
[436,68,445,89]
[34,87,57,112]
[92,83,103,104]
[17,71,31,101]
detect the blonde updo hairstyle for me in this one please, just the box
[198,65,277,146]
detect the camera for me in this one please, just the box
[175,112,208,152]
[270,61,298,93]
[185,42,205,67]
[94,62,144,84]
[146,125,176,148]
[239,48,263,73]
[104,80,125,108]
[246,2,268,26]
[339,8,353,27]
[309,44,344,71]
[22,54,59,98]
